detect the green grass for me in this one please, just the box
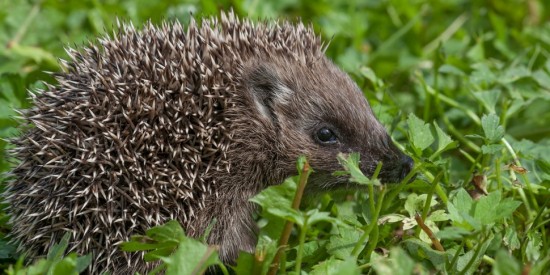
[1,0,550,274]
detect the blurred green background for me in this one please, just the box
[1,0,550,270]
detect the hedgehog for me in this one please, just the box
[4,11,413,274]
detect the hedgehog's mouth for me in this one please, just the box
[305,155,415,192]
[355,152,415,185]
[377,154,415,184]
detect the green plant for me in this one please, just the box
[5,233,91,275]
[1,0,549,274]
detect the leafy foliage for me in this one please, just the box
[121,220,226,274]
[1,0,550,274]
[4,233,91,275]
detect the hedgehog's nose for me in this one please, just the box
[400,155,414,181]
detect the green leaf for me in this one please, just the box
[533,70,550,89]
[305,209,341,227]
[51,253,77,275]
[466,40,485,62]
[360,66,384,88]
[336,153,380,186]
[481,144,504,155]
[0,239,16,259]
[46,233,71,262]
[5,233,91,275]
[503,227,521,251]
[326,226,363,260]
[404,193,436,217]
[233,235,279,275]
[473,191,501,224]
[26,259,48,275]
[493,250,521,275]
[447,189,480,230]
[499,66,531,84]
[407,113,435,155]
[493,198,521,221]
[146,220,186,242]
[121,220,185,255]
[433,122,456,156]
[481,113,505,143]
[232,252,255,275]
[436,227,471,240]
[250,177,301,224]
[471,89,501,114]
[426,210,450,222]
[9,45,59,68]
[299,240,325,263]
[163,237,221,275]
[451,189,474,216]
[403,239,448,270]
[378,214,407,224]
[525,232,543,262]
[454,234,494,274]
[254,235,279,274]
[74,254,93,274]
[310,257,360,275]
[120,220,192,268]
[121,236,176,252]
[250,161,309,242]
[372,247,420,275]
[438,64,465,76]
[470,63,496,86]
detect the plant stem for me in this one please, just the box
[369,5,428,62]
[192,246,221,275]
[363,221,379,261]
[421,79,481,125]
[7,0,42,49]
[384,164,424,210]
[369,162,384,214]
[495,157,503,191]
[422,170,449,205]
[423,12,469,54]
[268,160,311,275]
[422,171,444,220]
[501,138,538,211]
[415,213,445,252]
[458,233,490,275]
[294,217,308,274]
[448,240,464,270]
[351,188,386,258]
[482,255,495,266]
[416,71,481,153]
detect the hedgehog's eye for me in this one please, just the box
[315,127,338,144]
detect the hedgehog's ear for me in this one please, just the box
[247,65,293,122]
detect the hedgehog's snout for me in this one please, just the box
[374,146,415,184]
[376,154,414,184]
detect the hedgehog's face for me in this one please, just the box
[244,58,413,190]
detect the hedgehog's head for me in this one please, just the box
[242,56,413,190]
